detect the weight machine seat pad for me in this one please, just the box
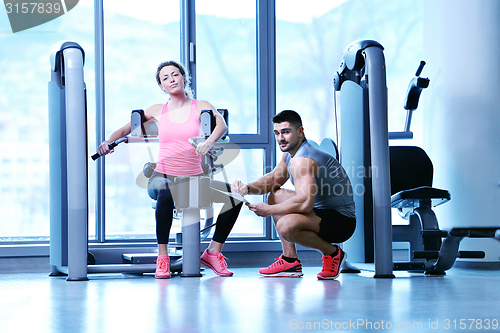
[391,186,450,208]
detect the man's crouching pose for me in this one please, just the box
[232,110,356,279]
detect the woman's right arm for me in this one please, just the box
[96,104,161,157]
[96,122,131,156]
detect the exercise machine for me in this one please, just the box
[333,39,500,277]
[48,41,93,280]
[92,108,236,277]
[49,40,237,280]
[333,40,393,277]
[49,41,158,279]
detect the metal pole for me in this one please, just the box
[180,208,202,277]
[364,47,395,278]
[179,177,203,277]
[48,44,68,276]
[94,0,106,243]
[64,47,89,281]
[180,0,196,97]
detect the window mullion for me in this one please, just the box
[181,0,197,98]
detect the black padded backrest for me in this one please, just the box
[389,146,433,195]
[201,109,229,139]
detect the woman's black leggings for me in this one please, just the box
[147,172,243,244]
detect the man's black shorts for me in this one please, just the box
[313,208,356,244]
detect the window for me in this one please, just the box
[211,148,266,238]
[0,0,424,246]
[276,0,424,145]
[196,0,257,134]
[101,0,181,240]
[0,1,95,241]
[194,0,271,239]
[277,0,423,227]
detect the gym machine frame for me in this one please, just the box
[49,41,234,280]
[333,39,500,277]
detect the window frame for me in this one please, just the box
[92,0,278,244]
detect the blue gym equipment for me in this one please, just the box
[49,41,237,280]
[333,39,499,277]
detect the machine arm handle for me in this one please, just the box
[404,61,430,111]
[188,137,223,157]
[415,60,426,76]
[91,137,128,160]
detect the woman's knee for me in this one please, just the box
[147,188,158,200]
[148,176,174,201]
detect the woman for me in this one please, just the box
[97,61,243,279]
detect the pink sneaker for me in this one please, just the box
[200,249,233,277]
[155,254,171,279]
[258,255,303,277]
[317,247,346,280]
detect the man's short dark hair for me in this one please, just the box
[273,110,303,129]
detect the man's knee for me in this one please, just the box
[276,219,296,241]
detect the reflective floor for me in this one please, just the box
[0,266,499,333]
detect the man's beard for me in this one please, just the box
[279,140,298,152]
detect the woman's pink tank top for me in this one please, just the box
[154,100,203,176]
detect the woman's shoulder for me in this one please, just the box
[195,99,215,111]
[144,103,165,119]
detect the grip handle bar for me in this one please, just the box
[415,60,426,76]
[188,137,222,161]
[404,61,430,111]
[91,137,128,160]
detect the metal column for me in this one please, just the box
[49,41,89,281]
[334,40,394,278]
[364,46,394,278]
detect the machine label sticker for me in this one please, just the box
[3,0,79,33]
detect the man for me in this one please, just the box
[232,110,356,279]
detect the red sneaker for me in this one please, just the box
[155,254,171,279]
[317,247,346,280]
[258,255,303,277]
[200,249,233,277]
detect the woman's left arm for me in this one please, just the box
[196,100,228,155]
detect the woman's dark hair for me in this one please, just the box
[155,61,193,98]
[272,110,303,129]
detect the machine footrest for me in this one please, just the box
[123,252,182,264]
[393,262,426,271]
[421,230,448,238]
[412,250,485,260]
[458,251,485,259]
[412,251,439,260]
[450,227,500,238]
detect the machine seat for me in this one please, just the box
[391,186,450,209]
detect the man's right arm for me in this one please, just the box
[232,154,289,195]
[236,153,289,195]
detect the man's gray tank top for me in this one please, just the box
[285,139,356,218]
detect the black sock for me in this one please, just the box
[282,255,299,263]
[329,246,340,258]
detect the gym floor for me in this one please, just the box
[0,265,498,333]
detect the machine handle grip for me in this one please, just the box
[415,60,426,76]
[188,137,197,148]
[91,137,128,161]
[404,61,430,111]
[188,137,219,161]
